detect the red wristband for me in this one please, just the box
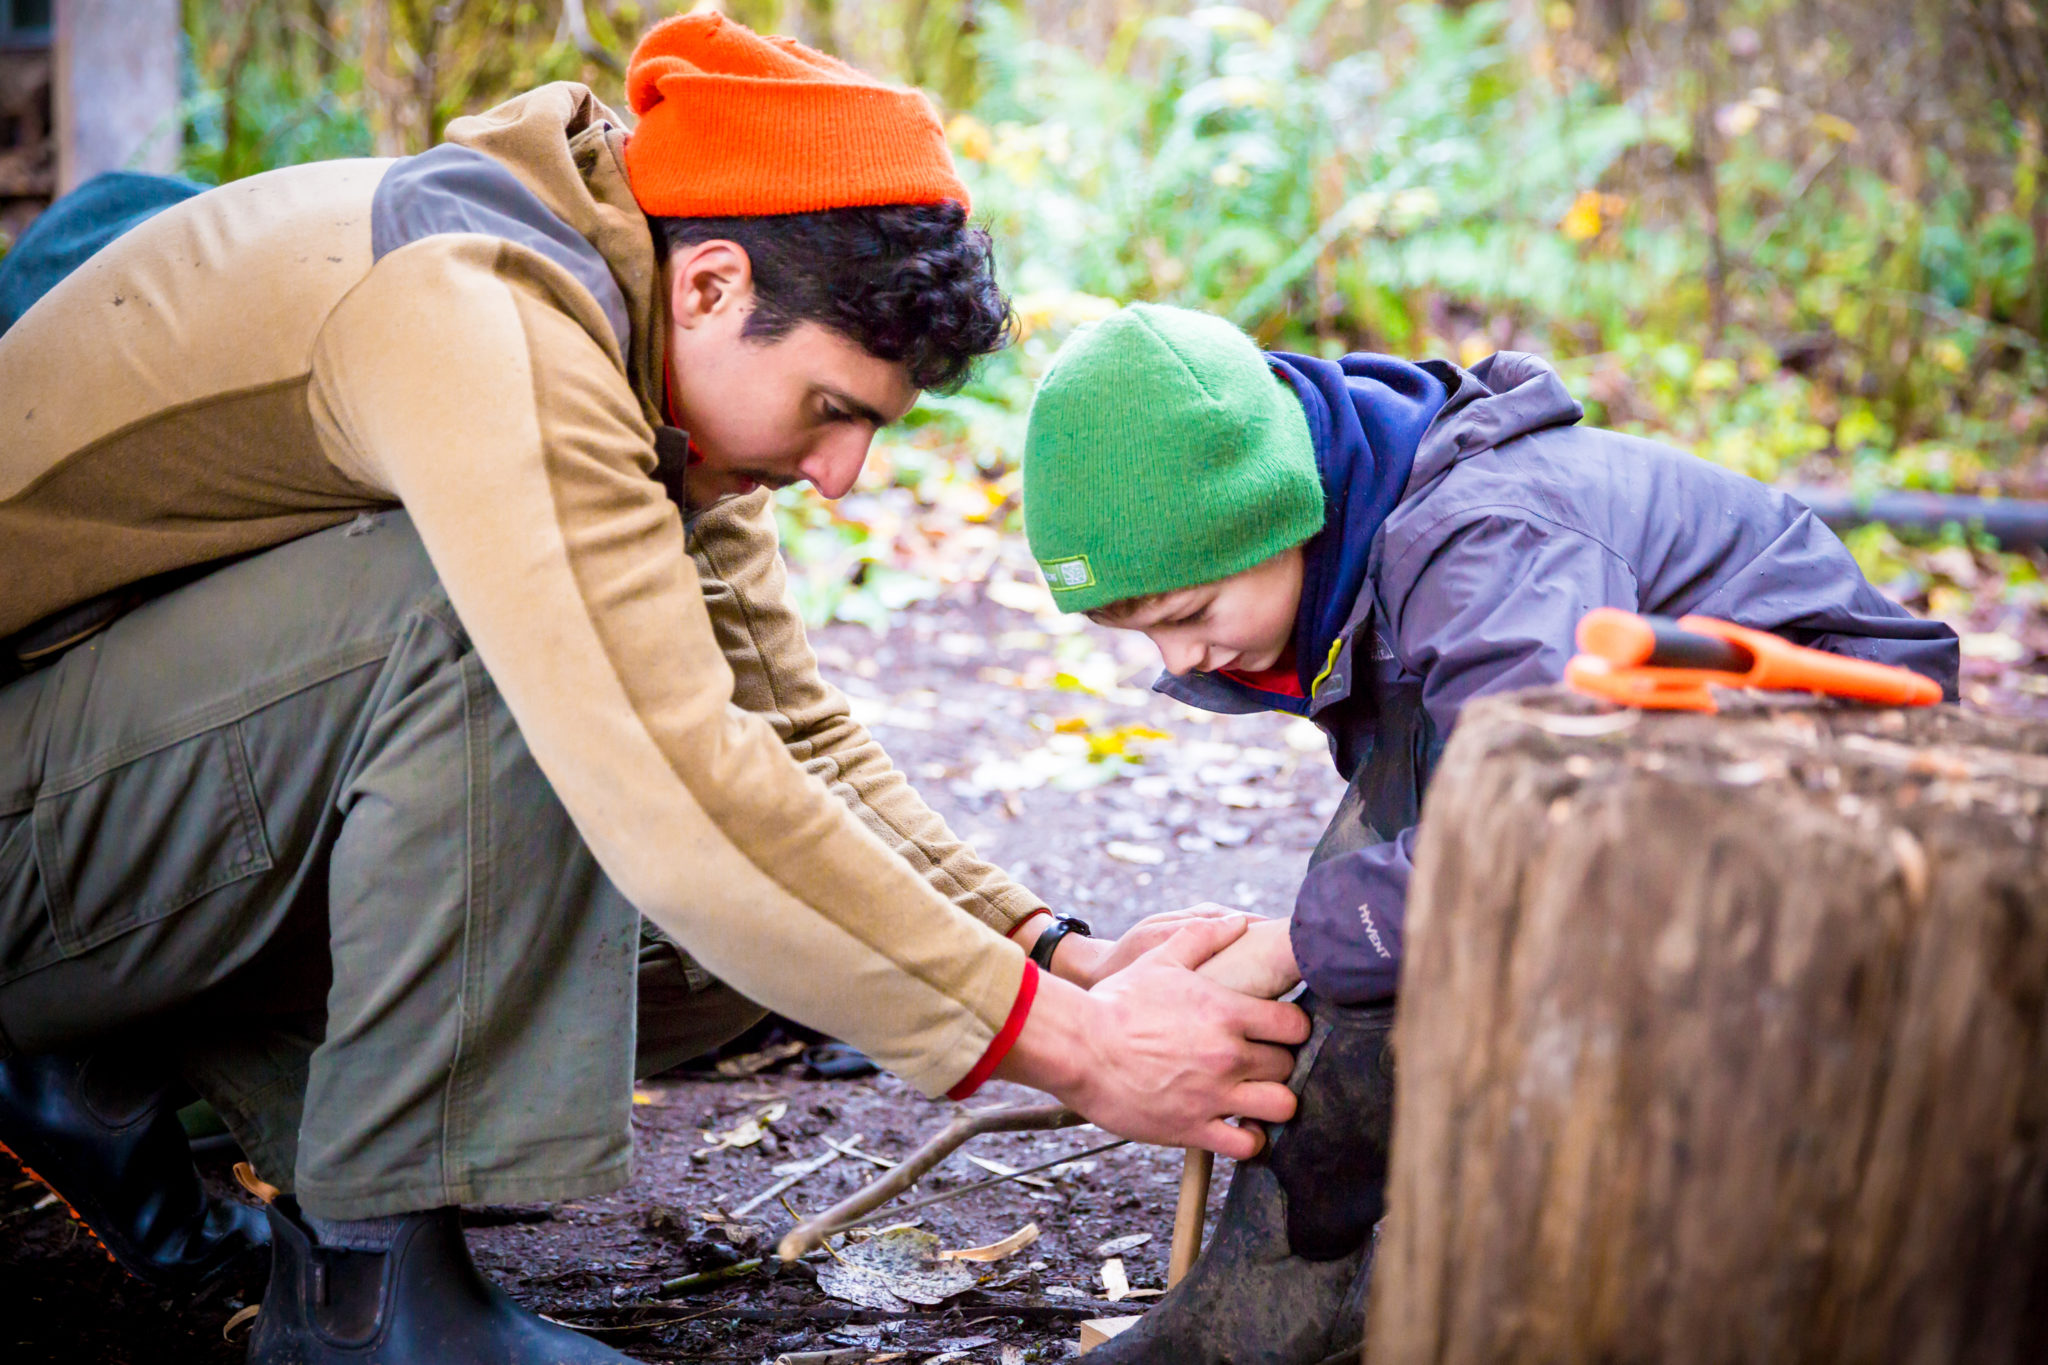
[945,961,1039,1101]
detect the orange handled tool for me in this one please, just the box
[1566,608,1944,713]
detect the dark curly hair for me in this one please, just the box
[652,201,1014,394]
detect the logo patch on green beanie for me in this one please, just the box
[1039,555,1096,593]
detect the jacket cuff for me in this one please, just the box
[1291,837,1412,1004]
[965,881,1056,936]
[945,961,1039,1101]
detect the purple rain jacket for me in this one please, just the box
[1156,350,1961,1004]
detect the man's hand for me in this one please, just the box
[1194,916,1302,999]
[993,918,1309,1159]
[1021,903,1259,989]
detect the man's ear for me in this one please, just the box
[666,240,755,331]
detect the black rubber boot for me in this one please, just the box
[248,1197,642,1363]
[0,1047,270,1291]
[1089,994,1396,1365]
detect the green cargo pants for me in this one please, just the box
[0,512,764,1218]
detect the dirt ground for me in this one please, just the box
[4,584,2044,1363]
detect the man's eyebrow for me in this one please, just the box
[820,387,896,428]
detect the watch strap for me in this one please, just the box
[1027,915,1093,973]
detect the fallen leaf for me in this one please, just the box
[939,1222,1040,1262]
[1104,840,1165,865]
[815,1261,913,1313]
[1197,819,1250,847]
[1101,1256,1131,1302]
[817,1225,979,1309]
[1091,1232,1152,1259]
[697,1100,789,1153]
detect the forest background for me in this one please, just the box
[140,1,2048,661]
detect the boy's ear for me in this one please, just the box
[667,239,756,330]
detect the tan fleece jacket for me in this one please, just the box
[0,84,1042,1096]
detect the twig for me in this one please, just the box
[615,1257,764,1303]
[540,1305,725,1334]
[781,1136,1128,1259]
[820,1135,898,1171]
[729,1136,855,1218]
[777,1102,1086,1261]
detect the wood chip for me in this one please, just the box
[1090,1232,1152,1259]
[221,1305,260,1341]
[1079,1317,1141,1352]
[1100,1256,1131,1301]
[938,1221,1040,1262]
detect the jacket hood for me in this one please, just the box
[444,83,668,429]
[1396,351,1583,506]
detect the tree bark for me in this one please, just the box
[1369,690,2048,1364]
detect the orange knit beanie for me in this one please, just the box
[623,12,970,217]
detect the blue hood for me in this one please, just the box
[1266,352,1449,705]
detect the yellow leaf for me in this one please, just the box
[1811,111,1860,144]
[1559,189,1604,242]
[1054,716,1092,734]
[946,113,993,161]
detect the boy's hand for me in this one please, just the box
[993,918,1309,1159]
[1194,916,1302,999]
[1052,903,1259,988]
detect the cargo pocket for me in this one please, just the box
[36,724,274,957]
[0,806,50,980]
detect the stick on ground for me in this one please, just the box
[776,1102,1086,1261]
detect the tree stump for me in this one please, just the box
[1368,690,2048,1365]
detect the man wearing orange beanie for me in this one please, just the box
[0,15,1305,1361]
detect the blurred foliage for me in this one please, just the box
[112,1,2048,631]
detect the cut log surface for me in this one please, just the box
[1370,689,2048,1365]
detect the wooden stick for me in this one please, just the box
[776,1101,1085,1261]
[728,1135,857,1218]
[1168,1148,1214,1287]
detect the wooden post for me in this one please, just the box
[1167,1147,1213,1287]
[1369,690,2048,1364]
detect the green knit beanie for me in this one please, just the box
[1022,303,1322,614]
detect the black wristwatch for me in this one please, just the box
[1027,914,1094,973]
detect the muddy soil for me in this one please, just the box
[4,589,2042,1363]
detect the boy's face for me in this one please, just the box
[1106,546,1305,677]
[665,240,919,507]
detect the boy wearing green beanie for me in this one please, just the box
[1022,302,1959,1365]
